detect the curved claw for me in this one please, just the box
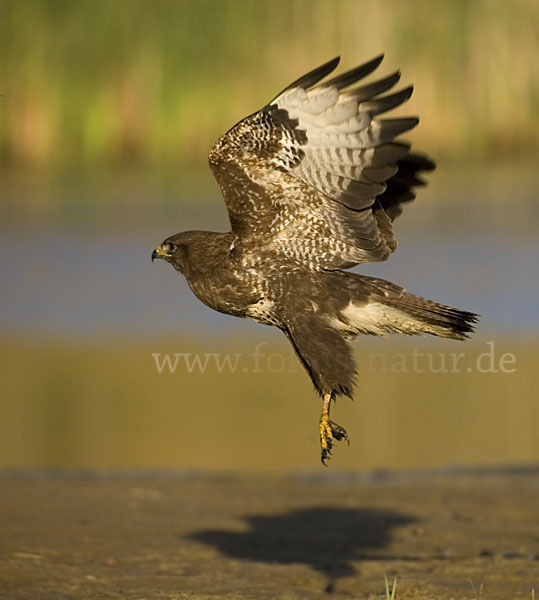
[329,421,348,442]
[321,447,332,466]
[320,419,348,464]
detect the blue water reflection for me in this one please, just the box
[1,216,537,339]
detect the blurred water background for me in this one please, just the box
[1,0,538,472]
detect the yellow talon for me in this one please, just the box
[319,393,348,465]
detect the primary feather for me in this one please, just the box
[209,55,433,269]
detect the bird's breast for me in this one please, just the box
[186,266,264,319]
[245,297,281,326]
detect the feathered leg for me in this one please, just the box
[283,316,356,463]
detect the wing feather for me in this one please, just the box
[323,54,384,89]
[346,71,401,100]
[209,56,435,269]
[270,56,341,100]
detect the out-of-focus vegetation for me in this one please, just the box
[1,0,538,171]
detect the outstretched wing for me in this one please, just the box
[209,56,435,269]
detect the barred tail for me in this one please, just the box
[335,274,479,340]
[378,288,479,340]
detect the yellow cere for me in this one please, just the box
[157,245,171,257]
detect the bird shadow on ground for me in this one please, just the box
[187,506,419,594]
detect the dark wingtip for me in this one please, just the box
[324,54,385,90]
[378,117,420,142]
[369,53,385,67]
[270,56,341,103]
[403,84,414,99]
[288,56,340,91]
[401,153,437,172]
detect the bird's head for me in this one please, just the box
[151,233,190,273]
[152,230,233,276]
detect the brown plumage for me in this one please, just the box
[152,56,479,463]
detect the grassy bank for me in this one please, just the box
[1,0,539,170]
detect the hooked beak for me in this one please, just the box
[151,245,171,263]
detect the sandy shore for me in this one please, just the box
[1,468,538,599]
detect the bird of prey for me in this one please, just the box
[152,56,478,464]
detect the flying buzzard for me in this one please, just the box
[152,56,478,463]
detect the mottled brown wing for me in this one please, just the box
[209,56,435,269]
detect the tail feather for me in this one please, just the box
[334,274,479,340]
[379,289,479,340]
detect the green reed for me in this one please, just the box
[1,0,538,170]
